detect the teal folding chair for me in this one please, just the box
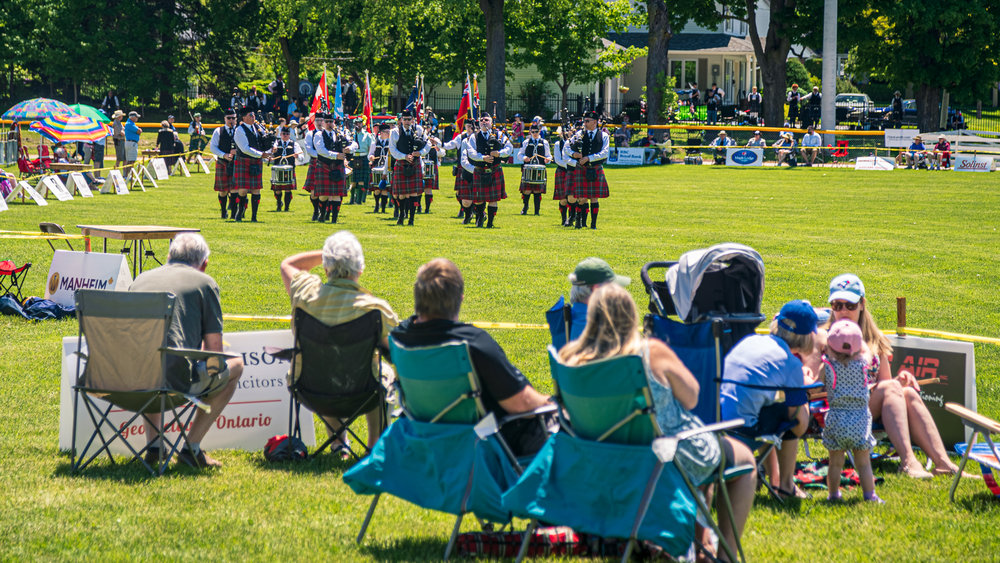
[503,346,748,563]
[344,337,554,560]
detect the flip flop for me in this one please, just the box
[331,443,352,461]
[776,486,812,500]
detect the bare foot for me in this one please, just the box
[932,467,980,479]
[900,463,933,479]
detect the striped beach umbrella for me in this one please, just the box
[69,103,111,123]
[29,113,111,143]
[2,98,75,121]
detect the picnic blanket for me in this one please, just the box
[793,459,886,490]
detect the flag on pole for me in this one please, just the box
[472,74,480,119]
[404,75,420,115]
[334,68,344,119]
[454,72,472,138]
[417,75,424,121]
[309,69,329,130]
[363,71,373,133]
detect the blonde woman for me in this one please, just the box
[560,284,755,559]
[827,274,967,478]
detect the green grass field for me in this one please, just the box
[2,163,999,561]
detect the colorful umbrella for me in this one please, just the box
[29,113,111,143]
[2,98,75,121]
[69,103,111,123]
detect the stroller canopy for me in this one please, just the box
[664,243,765,323]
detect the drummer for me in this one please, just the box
[367,122,392,213]
[269,126,300,212]
[420,132,443,214]
[516,124,551,215]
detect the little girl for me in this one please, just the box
[821,319,883,503]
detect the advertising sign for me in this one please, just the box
[40,175,73,201]
[952,154,994,172]
[725,147,764,167]
[887,335,977,449]
[151,158,170,180]
[68,172,94,197]
[854,156,895,171]
[45,250,132,306]
[885,128,917,148]
[59,329,316,454]
[607,148,645,166]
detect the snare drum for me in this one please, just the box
[523,164,547,185]
[270,165,294,186]
[422,160,437,181]
[370,166,390,187]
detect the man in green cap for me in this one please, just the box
[568,257,631,306]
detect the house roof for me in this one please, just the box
[607,32,754,55]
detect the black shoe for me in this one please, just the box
[177,447,222,469]
[520,207,528,215]
[221,209,227,219]
[276,201,282,212]
[143,445,163,467]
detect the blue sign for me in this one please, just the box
[731,149,759,165]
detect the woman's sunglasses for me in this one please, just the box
[831,301,859,311]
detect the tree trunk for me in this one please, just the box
[746,0,793,127]
[915,84,942,133]
[645,0,671,126]
[280,37,300,103]
[560,81,570,119]
[479,0,506,121]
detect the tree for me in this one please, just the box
[479,0,506,119]
[843,2,1000,131]
[645,1,737,125]
[743,0,801,127]
[508,0,644,114]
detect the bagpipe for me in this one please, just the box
[398,126,428,177]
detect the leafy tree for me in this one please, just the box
[842,2,1000,131]
[479,0,507,119]
[786,58,811,90]
[508,0,644,114]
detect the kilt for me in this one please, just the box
[392,159,424,197]
[424,161,439,190]
[233,155,264,192]
[473,166,506,203]
[302,160,317,193]
[552,166,569,200]
[312,159,347,197]
[569,164,609,199]
[213,158,233,192]
[455,168,474,200]
[270,166,297,191]
[351,157,371,190]
[519,166,547,195]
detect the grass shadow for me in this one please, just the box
[251,451,358,475]
[52,454,219,483]
[358,536,451,561]
[954,491,1000,513]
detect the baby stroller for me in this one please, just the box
[641,243,767,423]
[683,133,703,165]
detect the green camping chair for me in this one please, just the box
[281,308,386,460]
[71,290,237,475]
[503,346,748,563]
[345,337,555,560]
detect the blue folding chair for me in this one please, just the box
[344,338,554,560]
[545,295,588,351]
[503,347,747,563]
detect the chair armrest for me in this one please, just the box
[674,418,745,442]
[161,347,240,362]
[652,419,747,463]
[945,402,1000,434]
[497,403,559,427]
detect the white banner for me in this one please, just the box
[151,158,169,180]
[725,147,764,167]
[607,147,645,166]
[104,170,129,195]
[952,154,994,172]
[68,173,94,197]
[885,128,917,148]
[854,156,895,171]
[11,180,48,205]
[58,329,316,453]
[40,175,73,201]
[45,250,132,306]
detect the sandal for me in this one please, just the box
[331,443,352,461]
[776,486,812,500]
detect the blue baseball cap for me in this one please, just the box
[829,273,865,304]
[776,300,819,335]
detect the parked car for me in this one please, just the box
[835,93,874,123]
[873,99,958,128]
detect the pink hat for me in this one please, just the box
[827,320,863,355]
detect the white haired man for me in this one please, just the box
[129,233,245,468]
[280,231,400,457]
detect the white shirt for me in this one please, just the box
[459,136,475,173]
[301,130,318,157]
[314,128,357,160]
[552,138,569,168]
[517,136,550,164]
[368,137,390,161]
[466,128,513,163]
[565,128,609,167]
[388,126,430,160]
[801,132,822,147]
[442,132,468,151]
[271,139,300,163]
[233,123,264,158]
[209,126,235,158]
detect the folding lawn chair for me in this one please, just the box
[0,260,32,302]
[71,290,238,475]
[17,147,41,178]
[503,348,750,563]
[945,402,1000,502]
[39,223,74,251]
[345,338,555,560]
[278,308,387,460]
[544,295,587,351]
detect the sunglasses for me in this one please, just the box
[830,301,859,312]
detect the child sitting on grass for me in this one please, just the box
[821,319,883,503]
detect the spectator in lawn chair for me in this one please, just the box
[773,132,796,167]
[799,125,822,167]
[549,257,632,351]
[721,300,819,500]
[559,284,756,559]
[280,231,400,459]
[709,130,735,165]
[129,233,245,468]
[392,258,557,456]
[745,130,766,148]
[824,273,972,479]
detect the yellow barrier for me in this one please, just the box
[0,230,88,241]
[11,148,211,185]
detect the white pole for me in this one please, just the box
[821,0,837,144]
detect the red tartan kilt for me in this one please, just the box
[392,160,424,197]
[472,167,506,202]
[270,167,297,191]
[213,160,233,192]
[552,167,569,199]
[302,160,317,193]
[569,165,609,199]
[312,159,348,197]
[455,170,474,200]
[232,155,264,192]
[425,162,439,190]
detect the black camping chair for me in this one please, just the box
[282,308,387,460]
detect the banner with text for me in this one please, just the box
[726,147,764,167]
[58,329,316,454]
[854,156,895,171]
[952,154,995,172]
[885,128,918,148]
[45,250,131,306]
[607,147,646,166]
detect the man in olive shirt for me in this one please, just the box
[130,233,244,468]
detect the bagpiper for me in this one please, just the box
[466,114,512,228]
[564,110,610,229]
[551,125,573,225]
[387,109,429,226]
[208,107,238,219]
[232,106,272,222]
[312,113,357,223]
[421,133,442,213]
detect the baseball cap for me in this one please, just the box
[571,257,631,287]
[776,300,818,335]
[828,273,865,304]
[827,319,863,355]
[128,111,140,118]
[194,112,202,118]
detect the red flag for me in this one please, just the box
[308,70,328,131]
[454,73,472,139]
[416,75,424,121]
[363,73,373,133]
[472,75,480,118]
